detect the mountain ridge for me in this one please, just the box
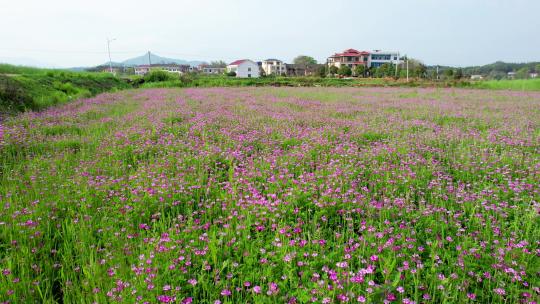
[105,53,206,67]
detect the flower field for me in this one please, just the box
[0,87,539,303]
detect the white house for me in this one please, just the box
[227,59,260,78]
[199,64,226,74]
[261,59,286,76]
[470,75,483,80]
[133,64,190,75]
[328,49,369,70]
[368,50,402,68]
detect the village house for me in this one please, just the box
[285,64,320,77]
[198,64,226,75]
[261,59,286,76]
[134,65,150,75]
[101,66,120,74]
[368,50,401,68]
[226,59,260,78]
[134,64,191,76]
[327,49,402,70]
[327,49,369,69]
[470,74,484,80]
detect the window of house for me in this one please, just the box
[248,67,251,71]
[248,74,251,78]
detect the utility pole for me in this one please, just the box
[406,55,409,82]
[148,51,152,65]
[395,51,399,78]
[107,38,116,74]
[436,65,439,81]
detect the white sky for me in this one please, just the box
[1,0,539,67]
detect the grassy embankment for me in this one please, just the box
[0,64,130,114]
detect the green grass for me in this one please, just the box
[471,78,540,91]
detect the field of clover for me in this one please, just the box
[0,87,538,303]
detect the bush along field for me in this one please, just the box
[0,87,539,303]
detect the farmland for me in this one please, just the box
[0,87,539,303]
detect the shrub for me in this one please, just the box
[0,76,35,112]
[144,70,177,83]
[338,65,352,77]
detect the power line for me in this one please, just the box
[0,47,144,54]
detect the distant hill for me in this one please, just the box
[427,61,540,79]
[105,53,206,67]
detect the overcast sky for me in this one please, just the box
[1,0,539,68]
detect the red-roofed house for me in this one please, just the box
[226,59,260,78]
[328,49,370,70]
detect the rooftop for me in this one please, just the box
[229,59,249,66]
[331,49,370,57]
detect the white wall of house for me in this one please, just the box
[261,60,286,75]
[227,60,260,78]
[134,67,150,75]
[203,67,225,74]
[368,51,401,68]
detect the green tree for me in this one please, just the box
[373,64,393,78]
[329,65,338,76]
[488,70,505,80]
[144,70,176,82]
[317,65,327,78]
[293,55,317,65]
[354,65,366,77]
[338,65,352,77]
[414,64,427,78]
[372,67,382,78]
[536,64,540,73]
[453,68,463,80]
[209,60,227,68]
[515,67,530,79]
[444,69,454,78]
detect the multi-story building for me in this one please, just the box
[261,59,286,76]
[327,49,369,69]
[368,50,401,68]
[327,49,402,70]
